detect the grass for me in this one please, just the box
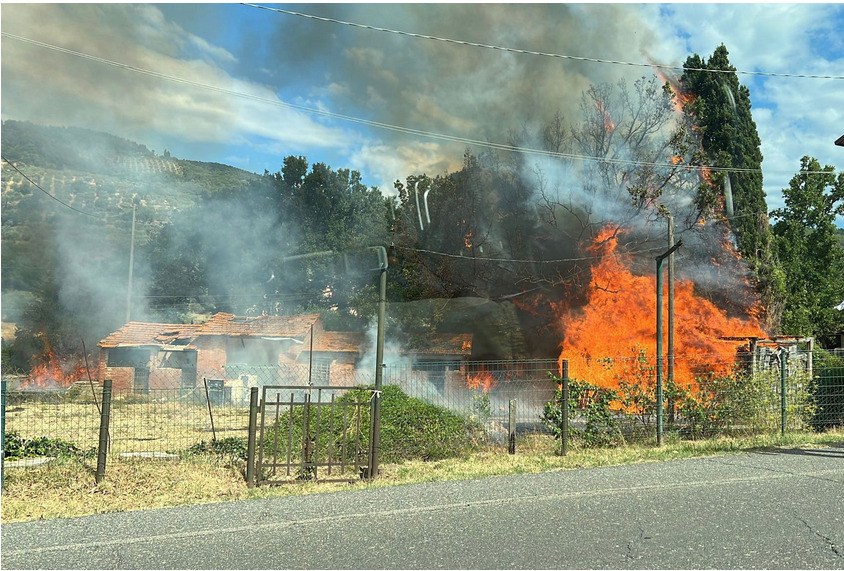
[4,396,249,454]
[3,428,842,523]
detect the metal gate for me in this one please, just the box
[255,385,375,485]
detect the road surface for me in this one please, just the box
[2,445,842,569]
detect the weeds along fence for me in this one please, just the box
[544,348,844,446]
[1,359,559,457]
[2,350,843,462]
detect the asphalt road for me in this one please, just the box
[2,446,842,569]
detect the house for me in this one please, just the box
[97,313,473,395]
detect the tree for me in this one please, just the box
[145,157,390,325]
[771,156,844,346]
[680,44,784,329]
[534,76,707,243]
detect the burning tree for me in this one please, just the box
[679,44,783,331]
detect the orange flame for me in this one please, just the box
[557,228,765,392]
[467,369,496,393]
[654,69,697,115]
[594,99,615,133]
[23,338,86,390]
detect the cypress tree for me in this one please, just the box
[681,44,784,329]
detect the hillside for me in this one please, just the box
[1,120,268,321]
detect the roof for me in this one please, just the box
[312,331,367,353]
[98,314,472,357]
[98,322,201,349]
[196,313,320,338]
[410,333,473,356]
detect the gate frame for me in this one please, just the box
[253,385,375,486]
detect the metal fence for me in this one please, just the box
[3,351,844,463]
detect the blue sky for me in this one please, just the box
[2,3,843,225]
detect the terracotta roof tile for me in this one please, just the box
[98,314,472,358]
[196,313,320,338]
[98,322,201,349]
[413,333,473,356]
[312,331,367,353]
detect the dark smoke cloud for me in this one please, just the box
[260,4,676,183]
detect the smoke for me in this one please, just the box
[259,4,676,187]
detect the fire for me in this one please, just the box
[594,99,615,133]
[467,369,496,393]
[464,230,473,249]
[24,339,86,390]
[558,228,765,392]
[654,68,697,115]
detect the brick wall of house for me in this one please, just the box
[97,350,134,391]
[195,337,227,381]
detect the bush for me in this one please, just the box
[262,385,483,469]
[378,385,484,462]
[185,437,247,463]
[4,431,94,460]
[809,350,844,431]
[541,377,625,447]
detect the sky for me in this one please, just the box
[2,2,843,225]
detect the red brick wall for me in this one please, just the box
[195,337,227,382]
[97,350,133,391]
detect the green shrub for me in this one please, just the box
[541,377,625,447]
[4,431,94,460]
[262,385,483,468]
[809,349,844,431]
[378,385,484,462]
[185,437,247,462]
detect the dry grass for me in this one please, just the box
[4,397,249,454]
[3,428,842,524]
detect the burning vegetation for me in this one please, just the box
[23,337,87,390]
[557,227,765,392]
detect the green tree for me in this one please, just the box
[771,156,844,346]
[145,157,390,325]
[680,44,784,329]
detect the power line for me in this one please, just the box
[1,156,101,219]
[5,31,825,179]
[242,3,844,82]
[4,33,839,180]
[397,244,667,264]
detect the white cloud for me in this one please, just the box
[655,4,844,219]
[0,4,349,161]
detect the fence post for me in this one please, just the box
[561,360,569,456]
[95,379,113,484]
[246,387,259,488]
[1,379,7,493]
[508,399,517,454]
[780,349,788,437]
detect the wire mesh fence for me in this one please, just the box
[3,350,844,460]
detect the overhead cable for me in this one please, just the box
[1,32,835,177]
[1,156,101,219]
[242,3,844,81]
[397,244,667,264]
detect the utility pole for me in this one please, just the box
[656,239,682,446]
[368,246,387,480]
[667,215,676,425]
[125,202,136,323]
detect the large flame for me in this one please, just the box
[558,228,765,391]
[23,338,86,390]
